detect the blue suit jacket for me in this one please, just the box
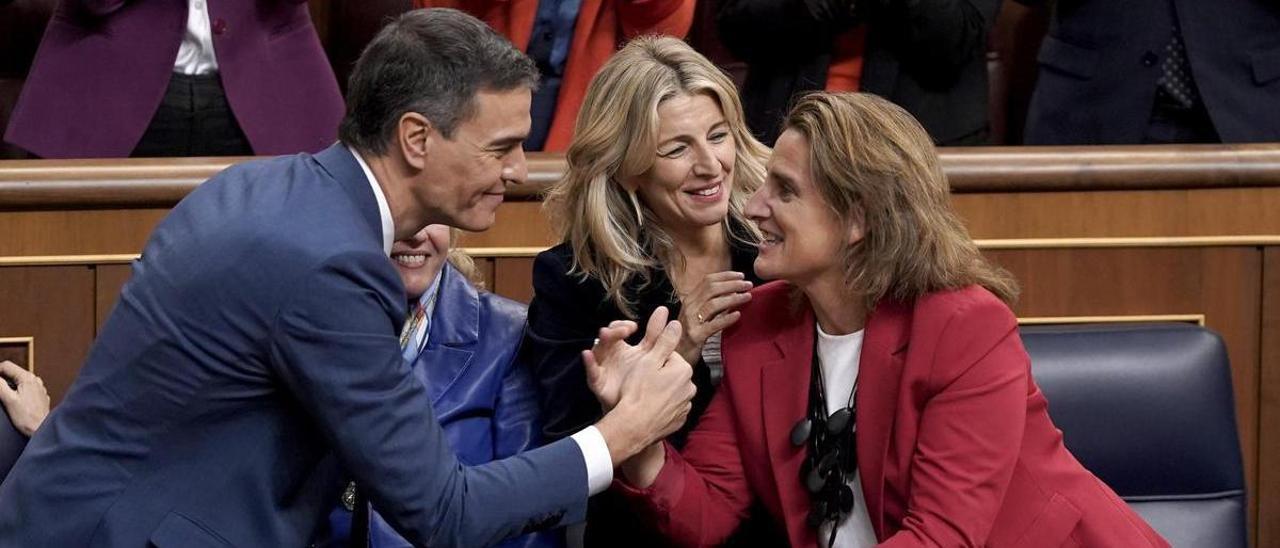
[1021,0,1280,144]
[0,144,586,547]
[320,263,563,548]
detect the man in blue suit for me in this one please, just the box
[317,225,563,548]
[1019,0,1280,144]
[0,9,696,547]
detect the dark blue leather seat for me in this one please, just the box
[1021,323,1247,548]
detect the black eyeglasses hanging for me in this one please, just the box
[789,330,858,547]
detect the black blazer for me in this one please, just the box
[718,0,999,146]
[523,239,775,547]
[1021,0,1280,144]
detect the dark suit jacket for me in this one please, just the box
[0,144,586,547]
[4,0,343,158]
[618,281,1169,547]
[0,402,25,482]
[523,238,771,546]
[718,0,999,145]
[1022,0,1280,144]
[319,263,562,548]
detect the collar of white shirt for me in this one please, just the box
[347,146,394,256]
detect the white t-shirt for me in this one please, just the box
[174,0,219,75]
[815,324,878,548]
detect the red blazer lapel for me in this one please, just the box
[855,299,911,540]
[760,306,819,548]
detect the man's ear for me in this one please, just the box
[847,204,866,246]
[397,112,434,170]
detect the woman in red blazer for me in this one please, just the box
[607,93,1169,547]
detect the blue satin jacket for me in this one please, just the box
[318,263,563,548]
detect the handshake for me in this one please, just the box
[585,307,698,467]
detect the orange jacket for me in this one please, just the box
[417,0,695,151]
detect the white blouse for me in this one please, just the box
[815,324,878,548]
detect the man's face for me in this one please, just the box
[414,88,532,232]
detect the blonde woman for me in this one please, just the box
[608,93,1168,547]
[318,225,562,548]
[523,36,775,545]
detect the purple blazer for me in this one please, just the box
[4,0,344,158]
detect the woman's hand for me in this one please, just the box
[676,271,753,364]
[0,360,50,437]
[620,441,668,488]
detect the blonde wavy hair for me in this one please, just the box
[784,92,1019,308]
[542,35,770,317]
[445,228,484,289]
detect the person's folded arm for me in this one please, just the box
[614,380,754,547]
[879,299,1028,547]
[270,249,589,548]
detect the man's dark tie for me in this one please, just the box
[1156,26,1199,110]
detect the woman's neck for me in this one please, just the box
[670,221,727,258]
[803,271,867,335]
[670,223,731,291]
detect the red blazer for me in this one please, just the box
[618,281,1168,547]
[417,0,694,152]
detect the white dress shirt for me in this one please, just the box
[347,146,614,496]
[815,325,878,548]
[174,0,219,75]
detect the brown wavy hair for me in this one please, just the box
[783,92,1018,307]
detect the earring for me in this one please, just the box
[629,190,644,228]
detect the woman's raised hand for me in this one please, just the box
[676,271,753,364]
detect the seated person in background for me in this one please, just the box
[316,225,562,548]
[0,360,48,438]
[1016,0,1280,144]
[716,0,998,146]
[0,360,49,479]
[610,92,1170,547]
[414,0,695,151]
[525,36,773,545]
[5,0,343,158]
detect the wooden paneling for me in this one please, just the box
[492,257,535,304]
[95,264,132,332]
[455,203,556,249]
[0,209,168,256]
[7,146,1280,210]
[0,338,33,370]
[986,246,1262,543]
[0,266,95,404]
[954,188,1280,239]
[1260,248,1280,548]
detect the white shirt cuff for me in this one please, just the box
[570,426,614,496]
